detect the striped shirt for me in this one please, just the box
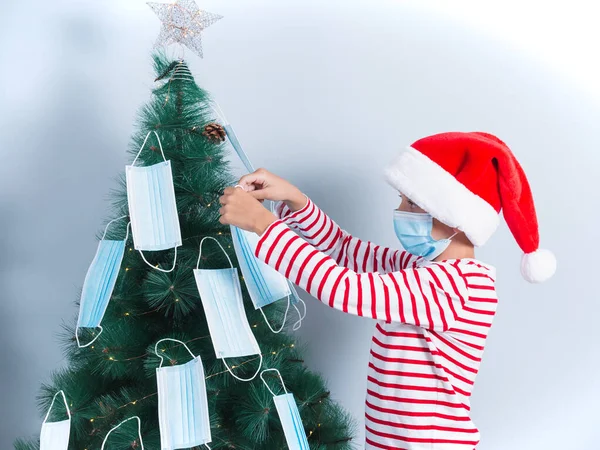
[254,195,498,450]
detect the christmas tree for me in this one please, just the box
[15,52,355,450]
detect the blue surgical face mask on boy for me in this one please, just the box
[393,210,458,260]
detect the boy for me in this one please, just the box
[219,131,556,449]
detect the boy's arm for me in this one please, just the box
[255,219,468,331]
[273,195,420,274]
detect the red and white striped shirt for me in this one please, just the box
[255,195,498,450]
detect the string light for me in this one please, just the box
[125,267,130,272]
[82,344,297,423]
[124,312,130,316]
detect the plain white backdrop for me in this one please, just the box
[1,1,598,449]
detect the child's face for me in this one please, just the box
[396,192,457,241]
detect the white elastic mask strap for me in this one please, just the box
[43,390,71,423]
[76,325,103,349]
[131,130,166,166]
[259,368,288,396]
[154,338,196,368]
[138,247,177,273]
[210,101,228,124]
[101,416,144,450]
[197,236,233,269]
[222,352,263,382]
[259,294,291,334]
[101,215,129,240]
[292,298,307,331]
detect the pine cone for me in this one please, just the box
[202,123,226,143]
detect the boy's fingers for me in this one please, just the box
[238,172,265,188]
[249,189,270,200]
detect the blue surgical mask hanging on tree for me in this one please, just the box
[260,369,310,450]
[230,221,305,333]
[193,236,263,382]
[210,101,305,316]
[76,217,130,348]
[40,390,71,450]
[126,130,182,273]
[153,338,212,450]
[393,210,457,261]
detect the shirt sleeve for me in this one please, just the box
[255,219,469,331]
[272,195,420,273]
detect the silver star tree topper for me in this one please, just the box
[147,0,223,58]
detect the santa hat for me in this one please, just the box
[383,131,556,283]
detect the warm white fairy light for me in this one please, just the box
[83,343,298,422]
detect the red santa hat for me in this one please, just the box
[383,131,556,283]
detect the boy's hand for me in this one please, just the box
[237,168,307,212]
[218,186,277,236]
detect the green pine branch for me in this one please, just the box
[16,50,355,450]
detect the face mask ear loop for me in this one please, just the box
[43,390,71,424]
[154,338,196,368]
[138,247,177,273]
[101,215,129,240]
[292,298,307,331]
[259,294,291,334]
[210,101,228,125]
[222,352,263,382]
[125,221,131,242]
[76,325,103,349]
[259,368,288,396]
[131,130,166,166]
[287,281,303,304]
[197,236,233,269]
[101,416,144,450]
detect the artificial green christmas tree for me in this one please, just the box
[15,52,355,450]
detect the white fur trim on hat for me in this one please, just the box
[383,146,499,246]
[521,248,556,283]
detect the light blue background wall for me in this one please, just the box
[1,1,598,449]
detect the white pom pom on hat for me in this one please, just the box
[521,249,557,283]
[383,131,556,283]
